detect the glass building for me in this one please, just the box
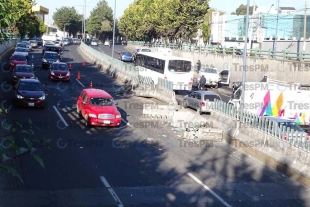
[292,15,310,39]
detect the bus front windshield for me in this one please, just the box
[168,60,192,73]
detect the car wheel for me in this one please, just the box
[214,83,219,89]
[183,100,188,108]
[85,116,91,127]
[197,107,202,115]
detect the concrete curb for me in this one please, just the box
[0,46,15,60]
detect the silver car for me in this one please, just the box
[183,91,222,115]
[21,41,32,51]
[29,40,38,48]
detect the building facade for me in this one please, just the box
[31,5,49,23]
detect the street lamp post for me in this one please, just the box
[112,0,116,58]
[239,0,251,127]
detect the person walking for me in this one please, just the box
[196,60,201,72]
[198,75,206,90]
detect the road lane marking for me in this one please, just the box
[100,176,124,207]
[188,173,232,207]
[76,79,85,87]
[53,106,69,127]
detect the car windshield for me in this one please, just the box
[201,68,218,73]
[11,55,26,61]
[15,66,33,73]
[90,98,114,106]
[46,47,60,53]
[168,60,192,72]
[204,94,221,101]
[18,82,42,91]
[123,52,131,56]
[52,64,68,71]
[279,122,305,132]
[15,48,27,52]
[44,53,59,59]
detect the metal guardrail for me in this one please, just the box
[128,41,310,62]
[213,99,310,153]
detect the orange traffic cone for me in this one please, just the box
[69,63,72,70]
[77,71,80,80]
[90,81,93,88]
[82,60,86,67]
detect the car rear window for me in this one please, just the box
[204,94,221,101]
[15,65,32,72]
[90,98,114,106]
[44,53,59,59]
[12,55,26,61]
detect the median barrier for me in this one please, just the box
[79,42,177,104]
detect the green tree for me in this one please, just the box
[231,4,256,15]
[53,6,83,37]
[86,0,113,40]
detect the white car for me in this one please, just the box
[14,47,29,59]
[91,41,98,46]
[196,67,221,88]
[104,41,109,46]
[29,40,38,48]
[21,41,32,51]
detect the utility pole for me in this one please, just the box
[239,0,251,126]
[112,0,116,58]
[84,0,86,42]
[248,0,256,50]
[303,1,307,51]
[273,0,280,54]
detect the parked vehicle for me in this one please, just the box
[76,88,121,127]
[194,67,221,88]
[183,91,222,115]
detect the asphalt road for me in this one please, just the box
[0,44,309,207]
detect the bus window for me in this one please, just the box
[168,60,191,72]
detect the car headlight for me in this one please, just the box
[42,58,47,62]
[116,114,121,118]
[66,71,70,76]
[51,71,55,75]
[88,113,97,118]
[39,95,45,100]
[13,75,17,78]
[30,76,35,79]
[56,59,60,62]
[17,94,24,99]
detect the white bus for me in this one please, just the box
[134,52,194,90]
[42,34,57,45]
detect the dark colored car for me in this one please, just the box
[14,79,48,108]
[42,45,62,57]
[42,51,61,69]
[9,54,27,70]
[119,51,133,62]
[12,64,35,83]
[49,62,71,82]
[35,38,43,46]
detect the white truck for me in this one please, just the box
[42,34,57,45]
[228,78,310,125]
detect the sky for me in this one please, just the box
[35,0,308,25]
[34,0,134,24]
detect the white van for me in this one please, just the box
[42,34,57,45]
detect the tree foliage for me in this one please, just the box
[86,0,114,40]
[52,7,83,37]
[231,4,256,15]
[0,111,51,182]
[118,0,209,42]
[0,0,42,42]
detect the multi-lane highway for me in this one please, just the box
[0,44,309,207]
